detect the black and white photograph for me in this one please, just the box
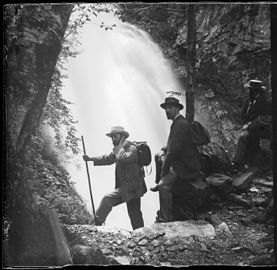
[3,2,276,267]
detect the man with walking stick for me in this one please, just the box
[83,126,147,230]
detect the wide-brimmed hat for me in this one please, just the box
[106,126,129,138]
[160,96,184,110]
[244,79,265,90]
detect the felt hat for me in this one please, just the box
[106,126,129,138]
[244,79,265,90]
[160,96,184,110]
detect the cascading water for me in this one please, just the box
[62,11,185,230]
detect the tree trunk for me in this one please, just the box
[186,4,196,122]
[5,4,73,157]
[4,4,74,266]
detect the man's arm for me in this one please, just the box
[83,152,116,166]
[116,144,138,165]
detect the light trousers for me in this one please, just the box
[96,188,144,230]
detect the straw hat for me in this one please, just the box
[106,126,129,138]
[244,79,265,90]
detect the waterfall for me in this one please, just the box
[62,11,184,230]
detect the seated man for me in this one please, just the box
[232,79,272,170]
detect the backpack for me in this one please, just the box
[190,121,211,146]
[133,141,152,166]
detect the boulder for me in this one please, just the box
[232,169,257,192]
[46,209,73,265]
[207,214,232,236]
[208,213,223,226]
[217,222,232,236]
[160,262,172,266]
[133,227,155,236]
[108,255,131,265]
[206,173,236,195]
[71,244,110,265]
[199,142,232,176]
[226,193,251,208]
[150,220,216,239]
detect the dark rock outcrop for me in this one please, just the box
[71,244,110,265]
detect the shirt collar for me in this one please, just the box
[173,114,182,121]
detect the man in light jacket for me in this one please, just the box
[83,126,147,230]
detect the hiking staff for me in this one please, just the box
[81,135,96,218]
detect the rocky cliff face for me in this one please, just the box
[118,3,271,155]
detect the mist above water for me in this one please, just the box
[62,11,184,230]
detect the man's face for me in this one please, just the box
[111,133,123,146]
[165,104,179,120]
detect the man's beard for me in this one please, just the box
[112,137,122,146]
[113,141,119,146]
[166,113,173,119]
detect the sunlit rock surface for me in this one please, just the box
[150,220,216,239]
[95,220,216,239]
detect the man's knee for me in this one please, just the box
[100,195,112,208]
[158,183,171,192]
[101,193,120,208]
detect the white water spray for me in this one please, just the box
[62,11,184,230]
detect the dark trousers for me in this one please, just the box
[155,152,164,184]
[157,172,177,221]
[233,123,272,166]
[172,178,211,221]
[233,129,261,166]
[96,188,144,230]
[155,152,210,221]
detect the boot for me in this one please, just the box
[94,216,103,226]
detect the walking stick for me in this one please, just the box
[81,135,96,218]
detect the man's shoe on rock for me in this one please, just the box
[155,217,169,223]
[150,185,159,192]
[94,217,103,226]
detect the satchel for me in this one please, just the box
[133,141,152,166]
[190,121,211,146]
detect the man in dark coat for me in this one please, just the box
[232,79,272,169]
[83,126,147,230]
[153,97,209,222]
